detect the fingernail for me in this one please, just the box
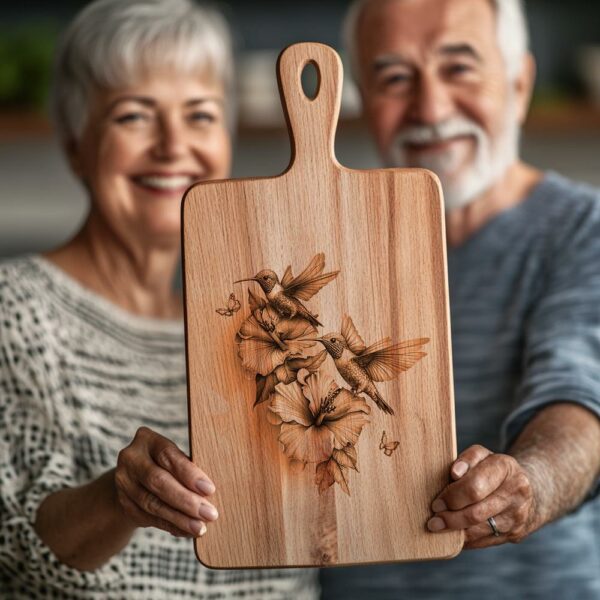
[191,520,205,536]
[453,460,468,478]
[427,517,446,532]
[196,479,216,495]
[199,502,219,521]
[432,499,447,513]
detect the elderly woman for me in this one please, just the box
[0,0,318,597]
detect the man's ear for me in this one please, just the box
[514,52,536,126]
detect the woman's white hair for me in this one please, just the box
[51,0,234,143]
[343,0,529,84]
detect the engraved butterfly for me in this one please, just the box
[379,430,400,457]
[216,293,241,317]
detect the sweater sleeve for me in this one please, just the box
[0,276,127,595]
[500,196,600,500]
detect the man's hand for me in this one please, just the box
[426,405,600,550]
[115,427,218,538]
[426,445,539,549]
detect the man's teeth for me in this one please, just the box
[135,175,195,190]
[409,137,451,145]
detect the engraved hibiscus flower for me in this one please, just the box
[236,292,317,376]
[268,369,371,465]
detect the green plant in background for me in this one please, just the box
[0,23,58,113]
[530,86,572,110]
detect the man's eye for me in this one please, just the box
[377,72,413,92]
[388,75,409,84]
[446,63,473,76]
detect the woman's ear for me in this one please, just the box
[514,52,536,125]
[65,138,85,179]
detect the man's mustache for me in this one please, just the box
[394,117,484,147]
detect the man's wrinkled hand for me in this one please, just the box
[426,444,540,549]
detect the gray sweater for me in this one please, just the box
[321,172,600,599]
[0,256,318,599]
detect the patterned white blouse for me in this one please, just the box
[0,255,318,599]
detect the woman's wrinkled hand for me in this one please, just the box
[426,444,539,549]
[114,426,218,538]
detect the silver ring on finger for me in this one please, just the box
[487,516,501,537]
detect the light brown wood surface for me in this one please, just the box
[182,42,462,569]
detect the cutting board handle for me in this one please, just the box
[277,42,343,171]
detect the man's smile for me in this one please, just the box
[404,134,473,154]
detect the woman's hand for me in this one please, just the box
[114,427,218,538]
[426,445,538,549]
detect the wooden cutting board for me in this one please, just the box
[182,42,462,569]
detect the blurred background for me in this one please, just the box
[2,0,600,257]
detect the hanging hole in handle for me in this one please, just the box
[300,60,320,100]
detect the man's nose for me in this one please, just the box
[407,74,454,125]
[152,116,187,160]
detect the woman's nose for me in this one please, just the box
[407,73,454,125]
[152,117,187,160]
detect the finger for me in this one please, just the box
[139,461,219,522]
[450,445,492,481]
[433,454,510,512]
[126,479,209,536]
[117,485,203,537]
[464,513,514,549]
[464,532,507,550]
[117,462,214,534]
[149,435,216,496]
[428,492,508,532]
[118,428,217,529]
[464,512,513,544]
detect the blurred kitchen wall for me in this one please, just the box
[1,0,600,258]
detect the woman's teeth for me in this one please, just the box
[135,175,195,190]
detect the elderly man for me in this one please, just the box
[320,0,600,598]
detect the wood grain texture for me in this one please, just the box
[182,42,462,569]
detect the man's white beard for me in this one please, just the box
[385,96,520,211]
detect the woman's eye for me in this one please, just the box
[188,111,217,125]
[114,112,151,125]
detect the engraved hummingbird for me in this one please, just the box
[234,253,339,328]
[311,315,429,415]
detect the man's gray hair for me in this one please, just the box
[343,0,529,84]
[51,0,234,143]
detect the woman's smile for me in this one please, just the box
[130,172,203,196]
